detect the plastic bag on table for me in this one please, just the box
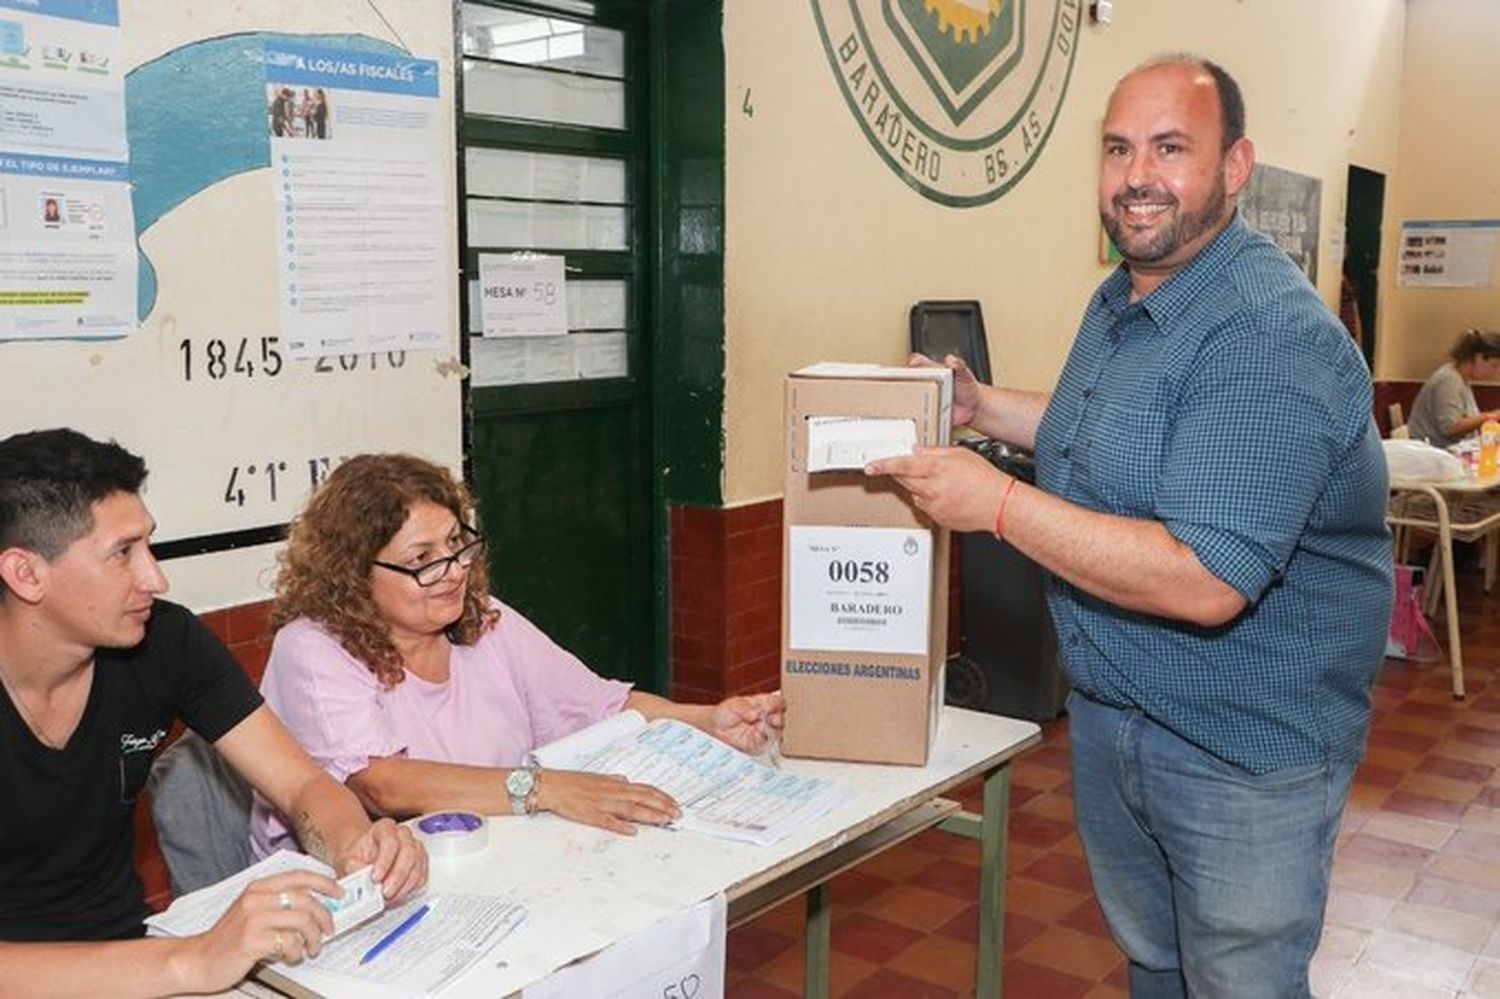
[1383,439,1466,481]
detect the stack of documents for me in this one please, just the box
[533,712,850,846]
[146,850,527,998]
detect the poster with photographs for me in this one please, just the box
[0,0,136,340]
[1398,220,1500,288]
[1240,163,1321,285]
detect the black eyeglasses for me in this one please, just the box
[373,526,485,587]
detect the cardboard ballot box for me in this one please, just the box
[781,364,952,765]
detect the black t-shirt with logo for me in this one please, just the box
[0,600,262,941]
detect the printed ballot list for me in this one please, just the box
[568,718,850,847]
[788,525,932,655]
[265,41,450,358]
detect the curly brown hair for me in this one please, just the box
[272,453,500,687]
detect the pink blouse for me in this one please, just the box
[250,599,631,858]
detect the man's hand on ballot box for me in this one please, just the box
[866,445,1011,535]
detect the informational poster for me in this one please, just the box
[0,0,136,340]
[478,252,567,337]
[265,40,449,358]
[788,525,932,655]
[1398,220,1500,288]
[1240,163,1321,285]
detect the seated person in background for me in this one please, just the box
[1406,329,1500,448]
[0,429,427,998]
[251,453,784,854]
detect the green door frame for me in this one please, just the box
[457,0,727,695]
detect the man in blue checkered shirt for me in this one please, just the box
[871,56,1392,997]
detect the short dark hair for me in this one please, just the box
[1139,54,1246,150]
[0,428,147,560]
[1200,59,1246,149]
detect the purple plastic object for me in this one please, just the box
[417,811,484,835]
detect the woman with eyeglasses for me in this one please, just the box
[249,454,783,858]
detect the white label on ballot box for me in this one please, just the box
[788,525,931,655]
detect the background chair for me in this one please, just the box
[147,732,254,896]
[908,299,991,384]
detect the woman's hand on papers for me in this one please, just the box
[333,817,428,902]
[867,445,1009,534]
[708,691,786,754]
[174,869,338,992]
[533,769,681,835]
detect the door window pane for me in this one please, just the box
[467,199,627,250]
[464,59,624,130]
[461,5,623,77]
[470,331,627,386]
[465,148,627,204]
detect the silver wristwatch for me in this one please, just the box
[505,765,541,816]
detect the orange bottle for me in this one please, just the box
[1480,419,1500,477]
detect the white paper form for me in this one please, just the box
[265,40,450,358]
[576,719,850,846]
[270,894,527,998]
[806,416,917,471]
[531,709,647,769]
[145,850,384,942]
[478,253,568,337]
[523,893,726,999]
[145,850,333,938]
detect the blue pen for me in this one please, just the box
[359,901,432,965]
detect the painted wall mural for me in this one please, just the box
[811,0,1083,207]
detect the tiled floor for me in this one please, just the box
[726,568,1500,998]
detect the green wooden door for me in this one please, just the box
[459,0,654,686]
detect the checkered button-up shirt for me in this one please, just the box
[1034,214,1393,774]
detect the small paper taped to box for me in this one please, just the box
[805,416,916,472]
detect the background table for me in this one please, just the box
[1387,470,1500,697]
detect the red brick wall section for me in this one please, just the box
[669,502,783,703]
[669,500,963,707]
[133,599,275,913]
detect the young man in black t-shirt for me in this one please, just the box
[0,429,428,996]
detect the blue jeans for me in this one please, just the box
[1066,692,1356,998]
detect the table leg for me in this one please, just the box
[976,764,1012,999]
[1423,539,1444,618]
[1485,530,1498,594]
[805,882,830,999]
[1430,487,1465,699]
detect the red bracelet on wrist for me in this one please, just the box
[994,477,1019,539]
